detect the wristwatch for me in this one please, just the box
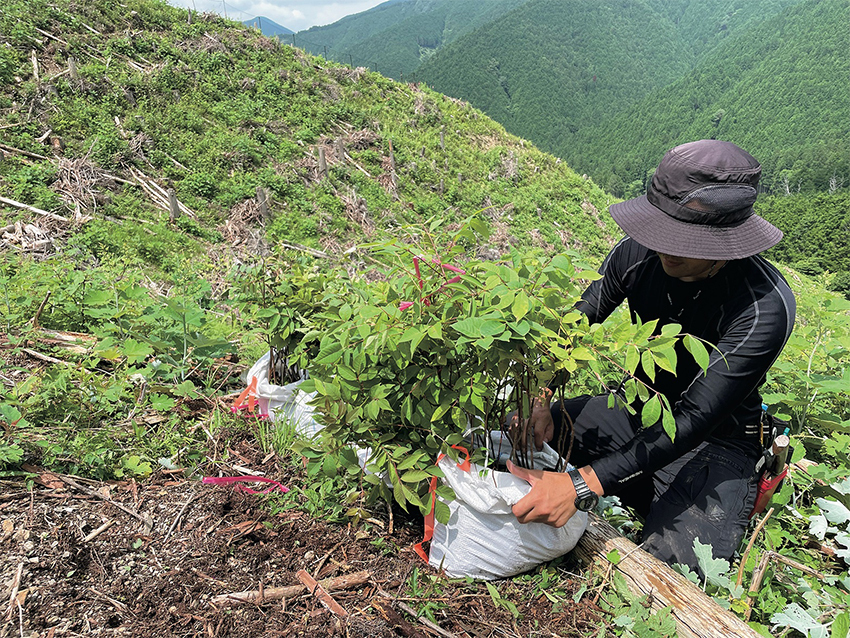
[568,468,599,512]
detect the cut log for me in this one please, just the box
[211,570,371,606]
[573,514,761,638]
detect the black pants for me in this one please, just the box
[551,395,760,573]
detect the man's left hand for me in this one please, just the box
[507,460,578,528]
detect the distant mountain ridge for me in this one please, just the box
[243,16,293,37]
[293,0,528,77]
[294,0,846,195]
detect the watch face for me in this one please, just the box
[575,493,598,512]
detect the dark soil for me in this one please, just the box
[0,429,604,637]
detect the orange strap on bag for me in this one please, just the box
[413,445,470,562]
[232,376,259,415]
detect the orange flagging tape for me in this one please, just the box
[413,445,470,562]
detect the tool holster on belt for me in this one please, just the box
[750,409,792,518]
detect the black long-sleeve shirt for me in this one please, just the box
[575,238,796,493]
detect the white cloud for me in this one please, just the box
[167,0,388,32]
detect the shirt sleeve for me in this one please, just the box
[575,238,631,324]
[589,282,796,493]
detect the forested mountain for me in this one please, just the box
[304,0,845,196]
[417,0,697,165]
[568,0,850,196]
[291,0,528,78]
[416,0,845,193]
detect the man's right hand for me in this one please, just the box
[509,388,555,454]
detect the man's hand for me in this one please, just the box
[507,459,577,528]
[509,388,554,454]
[508,461,604,528]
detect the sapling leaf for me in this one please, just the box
[660,322,682,338]
[625,345,640,374]
[512,291,530,321]
[662,410,677,442]
[641,395,661,428]
[434,499,451,524]
[641,350,656,382]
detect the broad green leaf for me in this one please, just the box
[831,612,849,638]
[397,451,426,470]
[662,409,676,442]
[571,346,595,361]
[660,323,682,338]
[625,345,640,374]
[641,349,656,382]
[635,319,659,343]
[684,335,710,370]
[402,395,414,422]
[322,455,337,477]
[641,395,661,428]
[122,338,153,364]
[400,469,431,483]
[434,499,451,524]
[512,291,530,321]
[652,348,677,375]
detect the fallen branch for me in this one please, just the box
[736,507,774,588]
[0,196,69,223]
[279,241,330,259]
[371,598,426,638]
[297,569,349,617]
[21,347,71,366]
[163,492,201,542]
[377,590,456,638]
[83,519,115,543]
[312,541,344,579]
[211,570,371,606]
[58,475,147,524]
[129,168,197,219]
[31,290,51,329]
[0,143,50,162]
[4,562,23,622]
[344,152,372,178]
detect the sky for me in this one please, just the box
[167,0,390,32]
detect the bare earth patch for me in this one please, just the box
[0,431,603,637]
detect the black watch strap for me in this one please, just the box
[568,468,599,512]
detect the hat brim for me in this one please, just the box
[609,195,783,260]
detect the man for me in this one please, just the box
[508,139,796,570]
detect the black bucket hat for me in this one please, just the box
[609,140,783,260]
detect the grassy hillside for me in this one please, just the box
[570,0,850,196]
[0,0,620,280]
[292,0,528,79]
